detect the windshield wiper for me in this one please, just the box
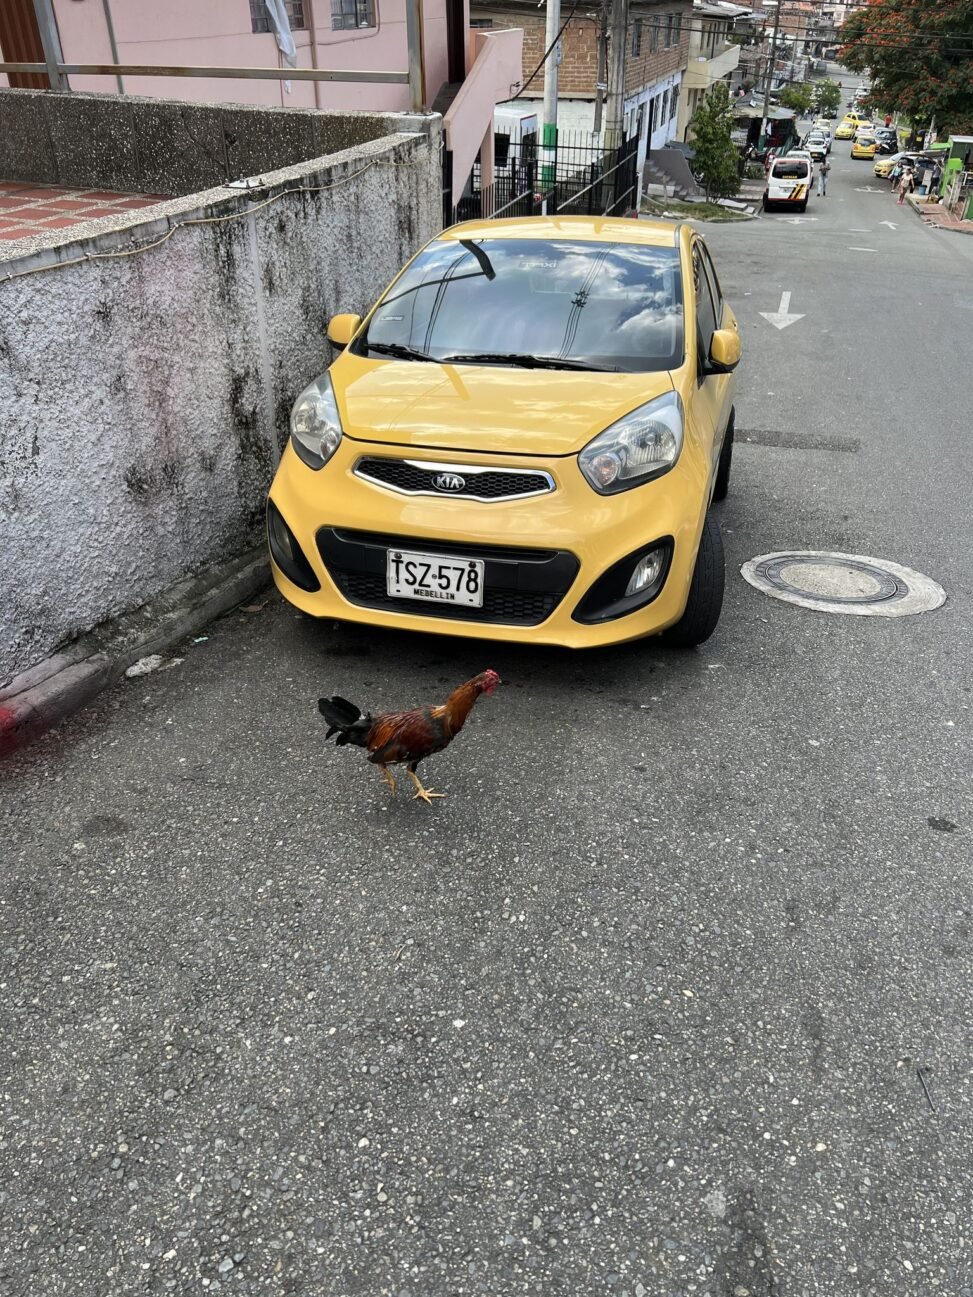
[440,352,618,372]
[364,341,435,362]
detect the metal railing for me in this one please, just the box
[0,0,424,110]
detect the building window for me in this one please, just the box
[650,20,659,53]
[661,89,669,121]
[666,13,674,45]
[631,19,642,57]
[330,0,376,31]
[673,13,682,42]
[670,85,679,119]
[250,0,307,32]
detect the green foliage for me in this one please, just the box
[688,83,741,202]
[839,0,973,134]
[779,83,815,115]
[814,80,842,114]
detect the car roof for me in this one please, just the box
[441,216,680,248]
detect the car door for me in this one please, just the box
[689,239,733,487]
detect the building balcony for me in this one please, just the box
[683,42,740,90]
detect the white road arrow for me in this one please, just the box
[759,291,805,330]
[779,216,819,224]
[879,220,898,230]
[855,186,884,193]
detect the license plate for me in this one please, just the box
[386,549,485,608]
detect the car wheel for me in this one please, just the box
[798,200,808,211]
[712,414,734,503]
[664,513,725,649]
[761,195,769,211]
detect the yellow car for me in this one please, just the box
[835,116,862,139]
[851,135,878,159]
[267,217,741,649]
[874,151,917,178]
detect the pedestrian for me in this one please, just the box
[897,168,914,204]
[885,113,892,128]
[817,155,831,197]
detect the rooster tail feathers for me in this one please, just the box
[318,695,362,728]
[319,695,372,748]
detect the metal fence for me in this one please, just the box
[444,128,640,228]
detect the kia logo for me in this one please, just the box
[433,473,466,493]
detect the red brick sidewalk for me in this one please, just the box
[905,193,973,235]
[0,181,169,242]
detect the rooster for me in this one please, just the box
[318,670,502,803]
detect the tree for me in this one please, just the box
[814,79,842,115]
[689,84,741,202]
[780,83,815,115]
[839,0,973,135]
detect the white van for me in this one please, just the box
[763,156,813,212]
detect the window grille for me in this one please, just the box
[250,0,307,33]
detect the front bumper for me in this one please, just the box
[267,437,710,649]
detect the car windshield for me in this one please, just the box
[354,237,684,373]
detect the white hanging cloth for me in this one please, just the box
[265,0,297,94]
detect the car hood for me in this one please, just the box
[331,355,675,456]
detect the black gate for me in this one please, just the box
[443,129,640,228]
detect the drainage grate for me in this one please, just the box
[737,429,861,453]
[741,551,946,617]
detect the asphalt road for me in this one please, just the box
[3,121,973,1296]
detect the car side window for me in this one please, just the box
[693,244,718,374]
[699,245,724,328]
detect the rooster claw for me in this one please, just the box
[413,786,445,804]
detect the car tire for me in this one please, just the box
[761,195,769,211]
[798,200,808,211]
[712,414,734,502]
[664,513,725,649]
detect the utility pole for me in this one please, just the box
[604,0,629,153]
[541,0,562,186]
[593,3,609,136]
[758,0,783,152]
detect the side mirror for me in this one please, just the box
[327,313,362,347]
[707,329,741,373]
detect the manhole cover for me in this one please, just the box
[741,551,946,617]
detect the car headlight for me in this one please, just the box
[578,391,684,494]
[290,374,342,470]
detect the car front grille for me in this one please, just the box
[353,457,555,502]
[316,528,579,627]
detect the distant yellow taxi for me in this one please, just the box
[266,217,742,649]
[874,151,916,178]
[851,135,878,159]
[835,118,858,139]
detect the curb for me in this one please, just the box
[0,548,270,759]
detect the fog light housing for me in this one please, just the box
[572,538,673,624]
[267,499,320,592]
[625,549,666,597]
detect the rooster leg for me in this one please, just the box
[379,766,397,797]
[407,768,445,803]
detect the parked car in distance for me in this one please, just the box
[874,151,918,177]
[804,134,830,161]
[851,135,878,160]
[763,155,813,211]
[267,216,741,649]
[812,118,833,135]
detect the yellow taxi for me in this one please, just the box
[851,134,878,159]
[874,151,916,178]
[266,217,741,649]
[835,116,861,139]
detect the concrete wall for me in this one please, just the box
[0,87,416,196]
[0,105,442,683]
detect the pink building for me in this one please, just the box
[0,0,522,191]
